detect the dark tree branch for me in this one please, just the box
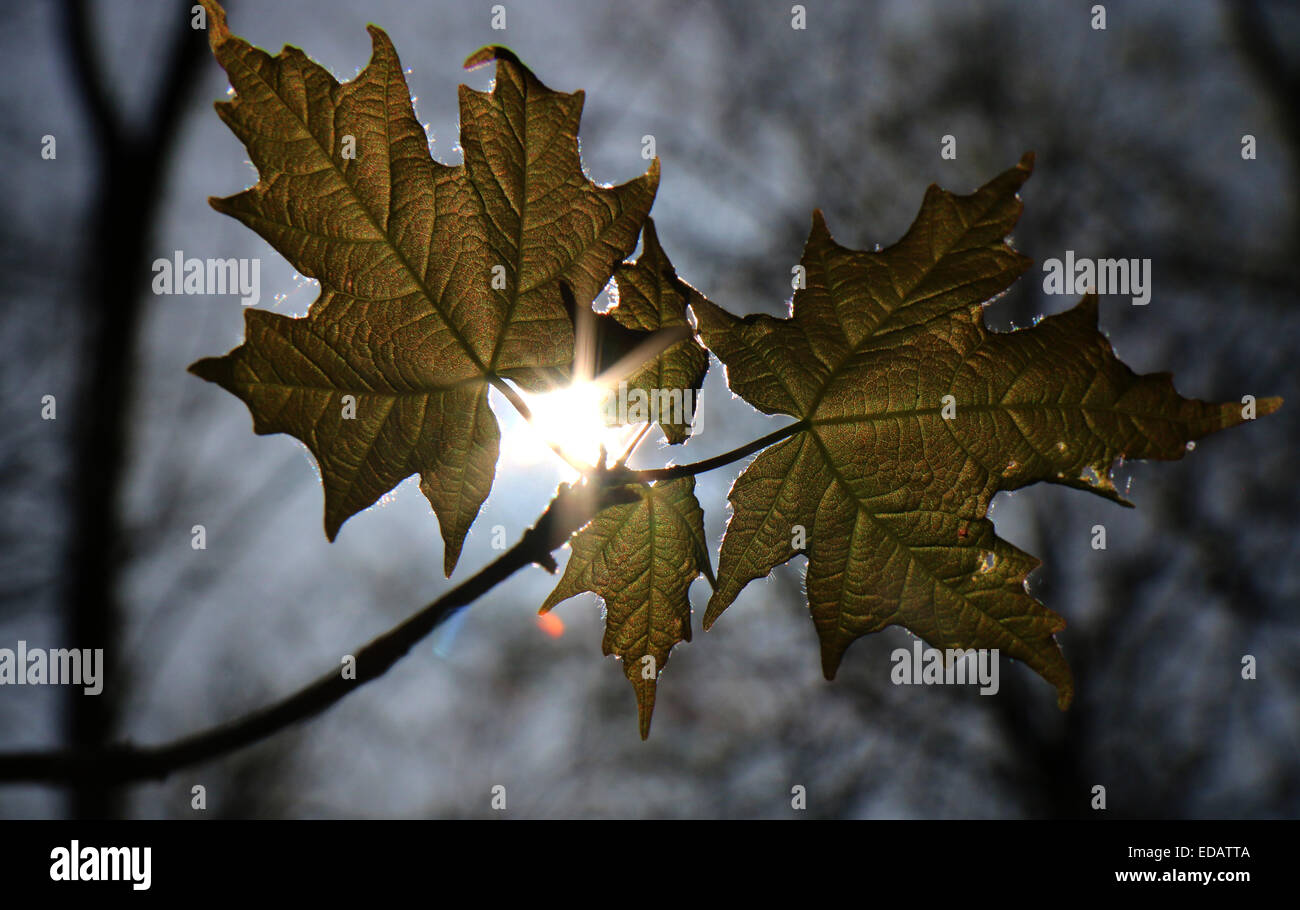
[0,477,633,785]
[62,0,122,148]
[1230,0,1300,239]
[0,394,801,787]
[57,0,212,816]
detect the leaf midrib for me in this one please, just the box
[809,400,1202,427]
[805,431,1057,665]
[225,39,490,376]
[801,182,1018,417]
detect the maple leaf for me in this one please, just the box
[541,477,713,738]
[693,153,1282,708]
[605,219,711,443]
[187,1,657,574]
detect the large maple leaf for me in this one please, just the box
[694,153,1282,707]
[188,1,657,574]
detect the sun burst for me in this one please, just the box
[522,380,638,471]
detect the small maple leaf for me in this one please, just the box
[541,477,713,738]
[694,153,1281,708]
[188,1,657,574]
[605,219,711,443]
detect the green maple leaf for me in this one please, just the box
[541,477,713,738]
[605,219,711,443]
[187,1,657,574]
[694,153,1282,707]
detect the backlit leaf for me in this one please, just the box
[694,154,1282,707]
[541,477,712,738]
[606,219,710,443]
[188,1,657,573]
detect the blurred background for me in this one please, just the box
[0,0,1297,819]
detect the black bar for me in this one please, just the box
[0,820,1284,897]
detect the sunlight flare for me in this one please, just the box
[522,380,639,470]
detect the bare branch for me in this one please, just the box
[0,477,630,785]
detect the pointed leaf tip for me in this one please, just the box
[820,644,843,681]
[1258,396,1284,418]
[199,0,230,48]
[187,357,214,382]
[364,23,397,53]
[464,45,522,70]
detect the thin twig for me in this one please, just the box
[58,0,208,818]
[488,374,593,474]
[0,479,625,785]
[630,420,807,483]
[615,422,654,468]
[0,395,801,785]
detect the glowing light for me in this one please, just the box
[521,381,637,470]
[537,612,565,638]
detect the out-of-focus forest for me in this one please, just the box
[0,0,1296,818]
